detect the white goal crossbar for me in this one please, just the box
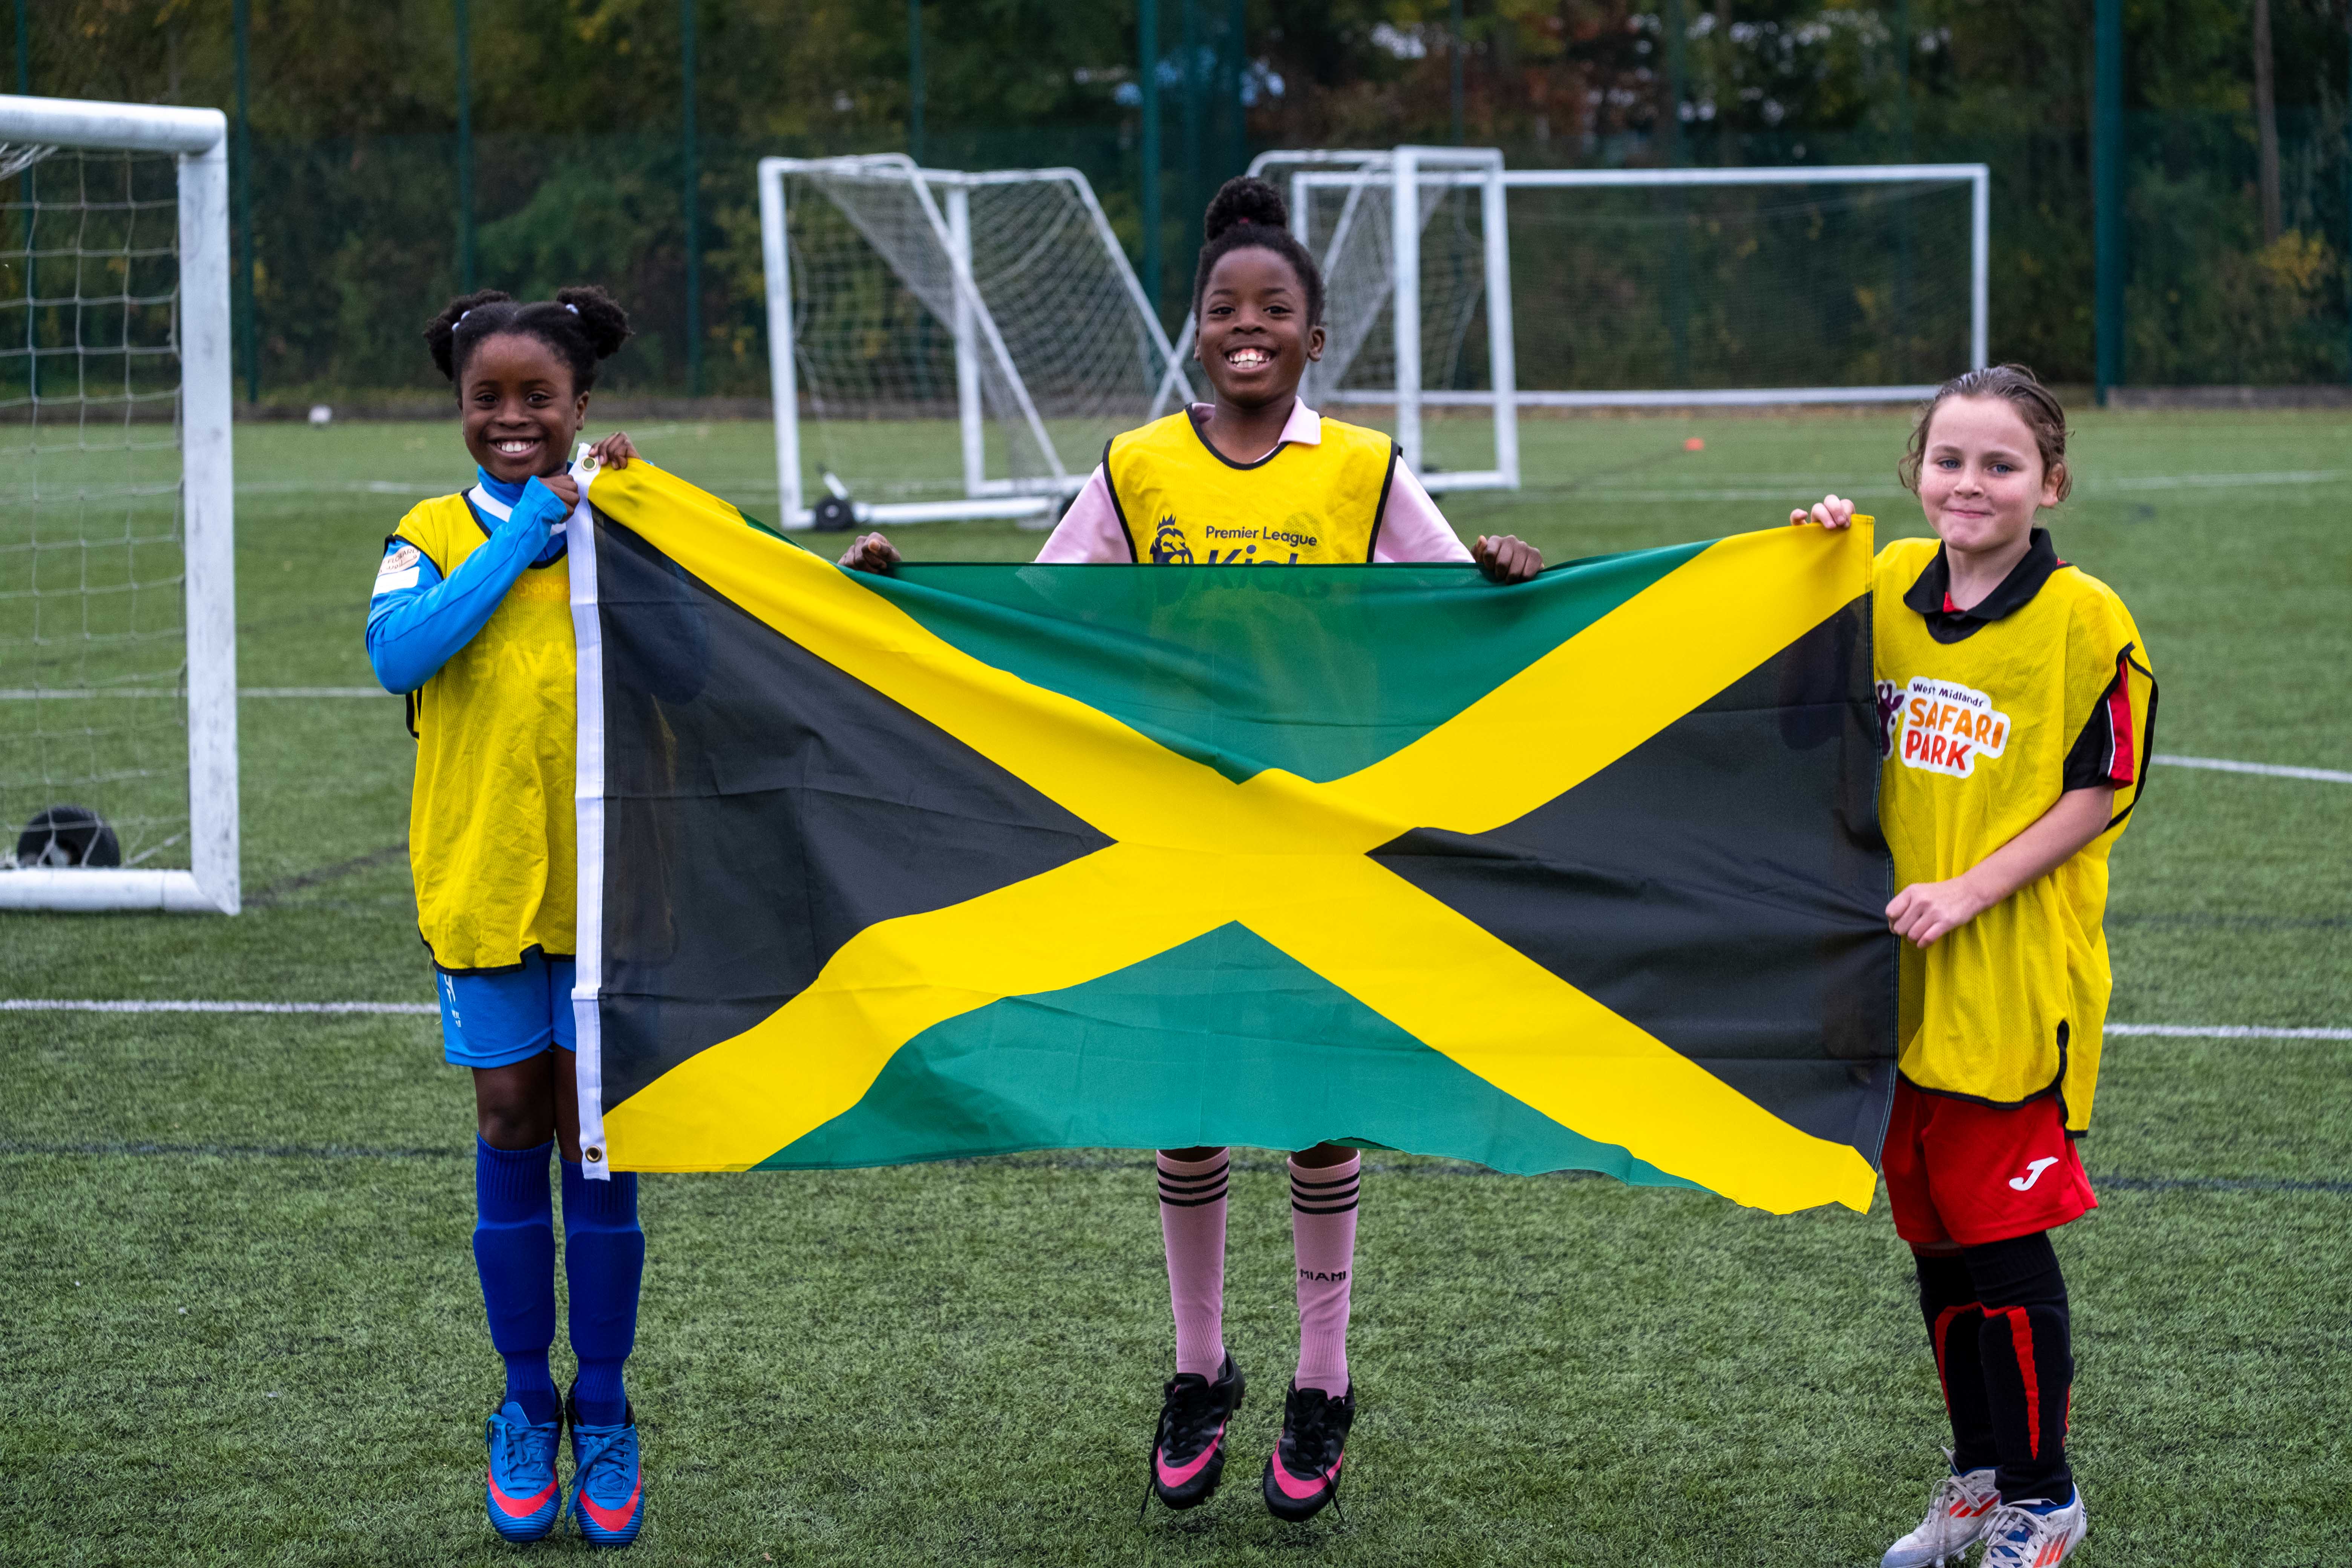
[0,95,238,914]
[760,154,1190,528]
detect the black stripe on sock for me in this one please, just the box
[1291,1198,1360,1215]
[1160,1187,1229,1208]
[1158,1176,1228,1197]
[1288,1169,1360,1190]
[1292,1178,1360,1199]
[1156,1162,1230,1188]
[1292,1188,1360,1208]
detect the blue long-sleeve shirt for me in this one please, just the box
[366,471,571,694]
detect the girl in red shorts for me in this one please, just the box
[1796,364,2155,1568]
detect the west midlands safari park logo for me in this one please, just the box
[1883,675,2012,778]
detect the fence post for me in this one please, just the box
[682,0,700,396]
[1139,0,1160,320]
[234,0,257,404]
[1663,0,1691,386]
[456,0,475,292]
[907,0,923,165]
[2093,0,2123,404]
[1225,0,1245,178]
[1181,0,1200,231]
[1450,0,1464,145]
[15,0,25,403]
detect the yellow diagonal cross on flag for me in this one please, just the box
[576,463,1883,1214]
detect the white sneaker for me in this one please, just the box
[1977,1490,2089,1568]
[1880,1468,1999,1568]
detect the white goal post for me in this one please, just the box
[0,95,238,914]
[759,154,1194,529]
[1250,148,1991,488]
[1242,146,1521,492]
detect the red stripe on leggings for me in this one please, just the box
[1994,1306,2041,1458]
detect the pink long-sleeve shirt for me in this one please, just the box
[1033,399,1475,565]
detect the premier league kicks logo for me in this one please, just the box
[1150,517,1194,565]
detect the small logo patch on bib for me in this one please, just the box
[372,542,424,596]
[1896,675,2010,778]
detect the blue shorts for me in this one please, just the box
[438,951,577,1069]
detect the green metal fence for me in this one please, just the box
[179,113,2352,404]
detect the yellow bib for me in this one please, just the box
[1873,536,2154,1130]
[1104,411,1397,565]
[393,492,576,973]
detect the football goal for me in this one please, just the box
[0,94,238,914]
[759,154,1194,529]
[1257,148,1990,487]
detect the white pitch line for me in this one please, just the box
[234,479,447,496]
[1,999,435,1015]
[240,686,394,698]
[1550,470,2348,505]
[2108,1024,2352,1041]
[0,687,391,700]
[2154,753,2352,784]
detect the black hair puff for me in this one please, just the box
[423,283,633,396]
[1191,176,1325,326]
[1203,175,1288,241]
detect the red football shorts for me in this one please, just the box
[1882,1077,2098,1248]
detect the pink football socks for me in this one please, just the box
[1155,1148,1362,1394]
[1289,1153,1360,1396]
[1156,1150,1230,1379]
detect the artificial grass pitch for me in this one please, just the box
[3,409,2348,1564]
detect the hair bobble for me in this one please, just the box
[456,308,473,325]
[565,303,579,315]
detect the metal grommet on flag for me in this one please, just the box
[585,1148,603,1164]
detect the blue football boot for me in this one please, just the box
[567,1392,645,1547]
[483,1399,564,1542]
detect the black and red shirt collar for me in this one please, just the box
[1903,527,2065,645]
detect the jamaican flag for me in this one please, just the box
[567,460,1896,1214]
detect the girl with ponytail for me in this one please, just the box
[365,284,650,1547]
[841,177,1544,1524]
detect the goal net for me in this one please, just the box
[1483,166,1988,406]
[1261,149,1989,490]
[759,155,1193,528]
[0,95,238,913]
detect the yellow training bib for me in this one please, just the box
[394,492,576,973]
[1104,411,1397,565]
[1873,534,2154,1130]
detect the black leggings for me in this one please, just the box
[1913,1231,2073,1504]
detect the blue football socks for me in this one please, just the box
[562,1160,645,1428]
[473,1137,559,1426]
